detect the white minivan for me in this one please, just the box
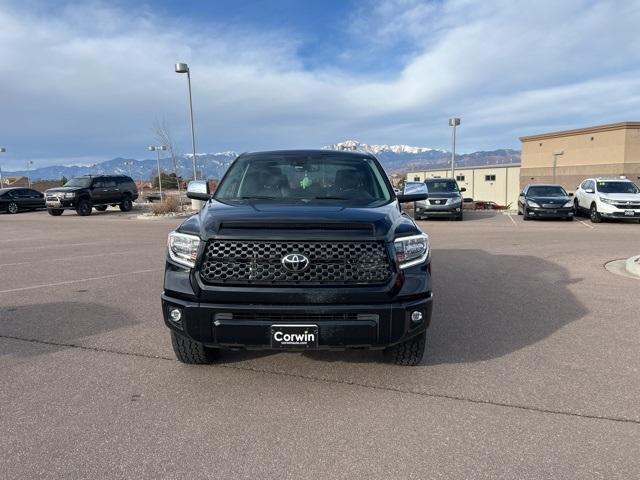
[574,177,640,223]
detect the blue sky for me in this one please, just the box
[0,0,639,169]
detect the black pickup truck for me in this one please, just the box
[162,150,433,365]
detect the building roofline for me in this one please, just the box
[519,122,640,142]
[406,163,520,174]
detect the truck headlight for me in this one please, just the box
[63,192,75,198]
[527,200,541,208]
[599,196,615,205]
[167,231,201,268]
[394,233,430,269]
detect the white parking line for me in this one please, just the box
[0,250,154,268]
[0,268,162,294]
[506,214,517,226]
[578,220,595,229]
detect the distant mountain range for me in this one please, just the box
[5,141,520,181]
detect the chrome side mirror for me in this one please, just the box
[398,182,428,203]
[186,180,211,200]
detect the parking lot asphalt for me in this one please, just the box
[1,209,639,479]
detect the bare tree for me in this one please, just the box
[153,117,184,209]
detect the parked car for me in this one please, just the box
[0,187,45,214]
[415,178,465,220]
[574,177,640,223]
[162,150,433,366]
[517,184,574,220]
[44,174,138,216]
[145,191,166,203]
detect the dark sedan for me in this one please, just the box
[0,187,46,214]
[518,184,574,220]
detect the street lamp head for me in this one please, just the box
[159,145,168,151]
[175,63,189,73]
[0,147,6,153]
[148,146,156,151]
[553,150,564,156]
[448,117,461,127]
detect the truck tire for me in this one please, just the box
[76,199,92,216]
[170,331,220,364]
[383,331,426,366]
[47,209,64,216]
[119,197,133,212]
[94,205,108,211]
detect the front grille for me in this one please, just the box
[614,204,640,209]
[200,240,393,286]
[216,312,378,322]
[429,199,447,205]
[541,203,564,208]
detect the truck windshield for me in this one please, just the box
[425,180,459,193]
[64,177,92,188]
[597,181,639,194]
[527,186,567,197]
[215,154,392,206]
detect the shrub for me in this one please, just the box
[150,195,180,215]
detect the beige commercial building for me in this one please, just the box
[406,165,521,208]
[520,121,640,191]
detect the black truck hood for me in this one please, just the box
[178,199,420,241]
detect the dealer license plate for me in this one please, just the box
[271,324,319,349]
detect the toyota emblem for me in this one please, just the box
[281,253,310,272]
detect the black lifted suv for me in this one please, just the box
[162,150,433,365]
[45,174,138,216]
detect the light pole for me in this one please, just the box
[175,63,198,180]
[552,150,564,183]
[26,160,34,188]
[0,147,5,188]
[148,145,168,200]
[448,117,460,179]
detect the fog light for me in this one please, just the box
[410,311,423,323]
[169,308,182,323]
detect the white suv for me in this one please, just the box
[574,177,640,223]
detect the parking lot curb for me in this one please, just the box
[625,255,640,278]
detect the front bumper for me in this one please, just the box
[526,207,574,218]
[598,205,640,218]
[416,205,462,218]
[46,198,76,209]
[162,293,433,350]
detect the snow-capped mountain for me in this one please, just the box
[6,143,520,182]
[325,140,442,155]
[7,152,238,182]
[324,140,519,173]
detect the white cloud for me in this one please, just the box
[0,0,638,169]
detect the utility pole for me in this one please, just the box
[448,117,460,179]
[0,147,5,188]
[26,160,33,188]
[148,145,168,200]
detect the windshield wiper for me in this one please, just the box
[312,196,350,200]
